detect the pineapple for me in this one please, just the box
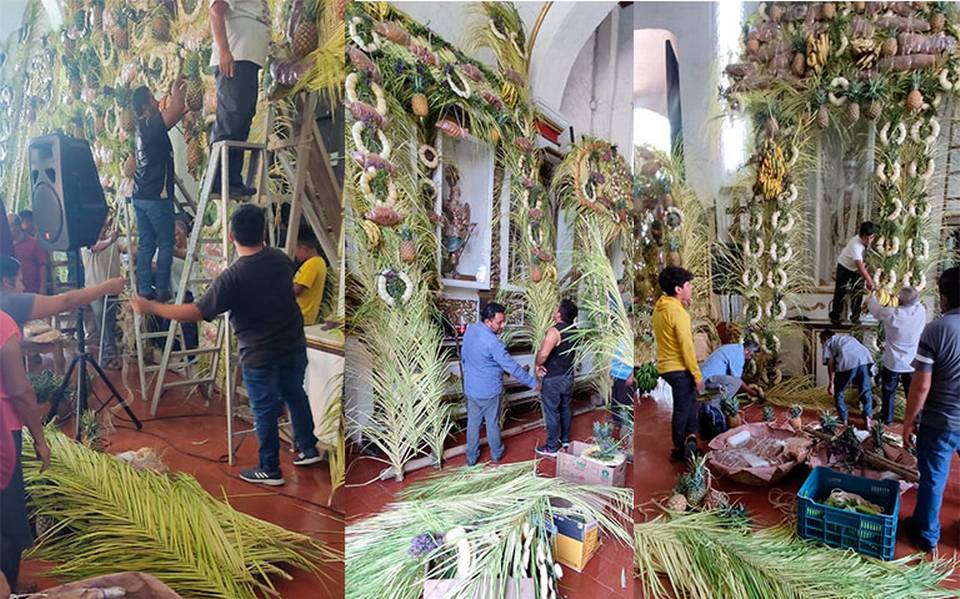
[530,259,543,283]
[666,473,689,512]
[820,2,836,19]
[183,54,204,112]
[411,92,428,117]
[906,72,924,112]
[931,12,946,33]
[113,8,129,50]
[788,404,803,431]
[762,406,775,422]
[120,107,136,132]
[720,394,743,428]
[869,420,886,455]
[292,0,319,59]
[186,138,204,173]
[399,227,416,264]
[684,455,708,508]
[846,89,861,123]
[150,13,171,42]
[863,79,883,120]
[881,36,898,58]
[791,51,806,77]
[814,89,829,128]
[819,410,839,434]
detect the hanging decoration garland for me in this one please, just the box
[376,269,414,308]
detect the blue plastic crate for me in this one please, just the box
[796,466,900,561]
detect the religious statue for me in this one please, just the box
[441,165,476,279]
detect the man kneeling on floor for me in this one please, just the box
[131,204,321,486]
[820,330,874,429]
[699,339,763,400]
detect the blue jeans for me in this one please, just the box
[880,367,911,425]
[612,376,634,427]
[833,364,873,422]
[466,394,502,465]
[240,349,317,473]
[912,424,960,547]
[133,199,175,297]
[541,376,573,451]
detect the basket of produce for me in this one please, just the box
[706,422,810,486]
[796,466,900,561]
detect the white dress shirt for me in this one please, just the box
[868,295,927,373]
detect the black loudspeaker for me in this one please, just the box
[28,134,107,251]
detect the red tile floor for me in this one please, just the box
[18,364,344,598]
[345,398,635,598]
[632,393,960,595]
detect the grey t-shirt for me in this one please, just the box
[823,334,873,373]
[0,292,36,327]
[913,308,960,432]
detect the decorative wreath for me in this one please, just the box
[907,157,936,182]
[766,268,788,292]
[743,298,763,326]
[741,268,764,291]
[875,236,901,257]
[350,16,382,53]
[446,66,472,99]
[908,198,932,219]
[418,144,439,169]
[770,210,795,234]
[883,197,903,221]
[827,77,849,106]
[376,269,414,308]
[769,241,793,263]
[875,161,901,186]
[778,183,798,205]
[904,271,928,291]
[664,206,684,230]
[352,121,392,160]
[346,72,388,117]
[743,236,765,259]
[879,121,907,147]
[911,117,940,147]
[906,238,930,261]
[359,166,398,206]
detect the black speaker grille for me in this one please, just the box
[32,182,64,248]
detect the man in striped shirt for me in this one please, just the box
[903,266,960,556]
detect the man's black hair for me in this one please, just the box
[132,85,153,117]
[296,224,318,249]
[230,204,266,247]
[940,266,959,310]
[558,298,578,323]
[480,301,506,322]
[0,254,21,281]
[819,330,836,343]
[658,266,694,296]
[17,209,32,221]
[858,221,875,237]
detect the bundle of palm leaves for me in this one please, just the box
[635,510,956,599]
[21,430,339,598]
[347,461,632,599]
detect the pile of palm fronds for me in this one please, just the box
[347,461,632,599]
[21,429,339,598]
[635,509,956,599]
[762,375,903,420]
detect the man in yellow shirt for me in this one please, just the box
[651,266,702,462]
[293,227,327,326]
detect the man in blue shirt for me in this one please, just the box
[700,340,762,399]
[610,318,635,432]
[461,302,540,466]
[821,330,875,428]
[903,266,960,556]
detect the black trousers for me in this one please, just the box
[211,60,261,188]
[611,377,634,427]
[1,432,32,591]
[662,370,698,449]
[880,367,912,425]
[830,264,863,323]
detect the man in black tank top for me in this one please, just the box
[534,299,578,457]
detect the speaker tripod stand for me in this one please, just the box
[45,256,142,440]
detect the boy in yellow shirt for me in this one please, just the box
[293,227,327,326]
[651,266,702,462]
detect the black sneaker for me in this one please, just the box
[535,444,559,458]
[239,467,285,486]
[904,517,939,557]
[670,448,685,462]
[684,437,700,461]
[293,447,323,466]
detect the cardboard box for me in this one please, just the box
[550,497,601,573]
[556,441,627,487]
[423,578,534,599]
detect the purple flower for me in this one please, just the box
[590,172,605,185]
[408,532,442,558]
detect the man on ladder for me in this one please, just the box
[131,204,322,486]
[209,0,270,198]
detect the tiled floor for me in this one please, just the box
[632,393,960,595]
[18,365,344,598]
[345,399,635,598]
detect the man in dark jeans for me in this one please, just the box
[830,221,876,325]
[903,266,960,556]
[131,81,187,302]
[651,266,703,462]
[131,204,320,486]
[208,0,271,197]
[534,299,578,457]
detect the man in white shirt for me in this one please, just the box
[868,286,926,425]
[830,221,876,326]
[208,0,271,197]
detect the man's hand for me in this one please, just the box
[903,419,916,451]
[536,365,547,378]
[130,294,154,315]
[102,276,125,296]
[220,48,235,78]
[827,383,835,397]
[696,380,705,394]
[866,279,876,291]
[34,437,51,472]
[171,77,186,100]
[535,382,542,393]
